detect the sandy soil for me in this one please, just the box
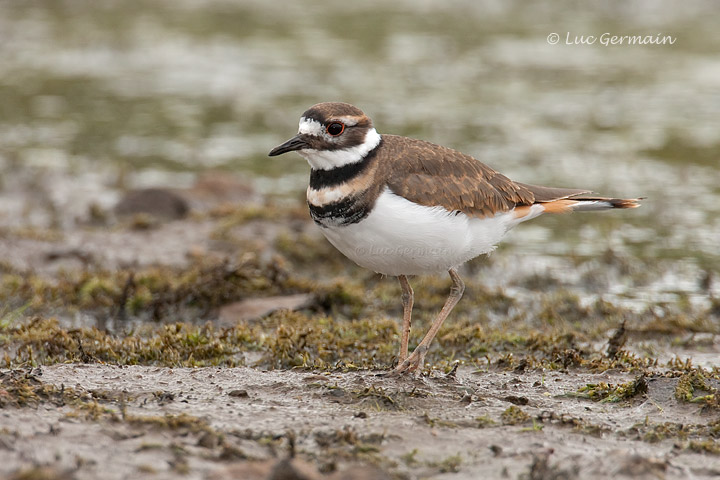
[2,364,720,479]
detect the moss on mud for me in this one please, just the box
[572,375,648,403]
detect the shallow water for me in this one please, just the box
[1,0,719,307]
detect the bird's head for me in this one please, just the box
[268,102,381,170]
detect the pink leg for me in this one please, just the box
[394,268,465,375]
[397,275,414,364]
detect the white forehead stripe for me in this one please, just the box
[298,117,324,136]
[335,115,360,127]
[298,116,361,135]
[299,128,381,170]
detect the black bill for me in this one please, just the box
[268,134,308,156]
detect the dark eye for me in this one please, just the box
[326,122,345,136]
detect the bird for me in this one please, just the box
[269,102,641,375]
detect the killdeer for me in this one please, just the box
[269,102,641,374]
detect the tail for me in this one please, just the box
[511,182,642,221]
[541,196,642,214]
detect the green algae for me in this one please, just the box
[0,304,700,374]
[3,318,253,368]
[1,213,717,375]
[501,406,531,425]
[262,312,399,370]
[675,370,720,409]
[0,368,83,408]
[1,257,283,319]
[434,454,463,473]
[572,375,648,403]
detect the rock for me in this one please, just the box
[209,461,390,480]
[184,172,260,211]
[218,294,314,325]
[114,188,189,220]
[328,466,392,480]
[197,431,221,449]
[268,458,321,480]
[228,389,249,398]
[612,453,667,479]
[9,466,75,480]
[207,460,274,480]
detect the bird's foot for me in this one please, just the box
[392,345,428,377]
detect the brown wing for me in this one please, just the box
[513,182,591,202]
[380,135,589,217]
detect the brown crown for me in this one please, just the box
[302,102,370,125]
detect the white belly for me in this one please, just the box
[319,189,531,276]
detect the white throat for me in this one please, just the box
[298,125,381,171]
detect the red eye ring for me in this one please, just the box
[326,122,345,136]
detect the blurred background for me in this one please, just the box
[1,0,719,320]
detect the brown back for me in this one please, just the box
[377,135,589,217]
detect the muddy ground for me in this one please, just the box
[1,195,720,480]
[1,363,719,480]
